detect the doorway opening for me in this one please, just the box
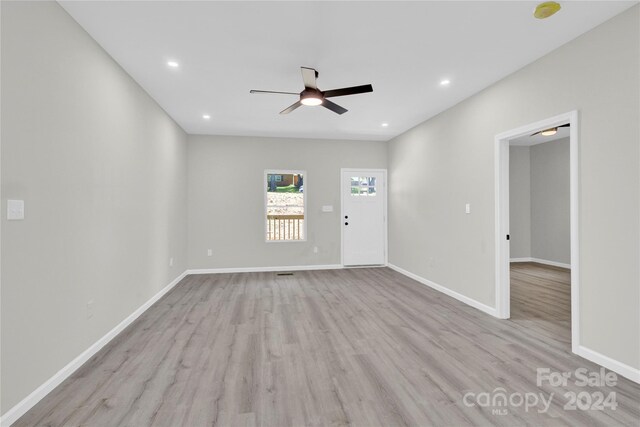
[494,111,579,354]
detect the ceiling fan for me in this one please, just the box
[531,123,570,136]
[250,67,373,115]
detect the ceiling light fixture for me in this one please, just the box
[202,114,211,119]
[300,90,323,106]
[534,1,561,19]
[167,61,179,68]
[381,123,389,127]
[530,123,569,137]
[300,97,322,106]
[440,79,451,86]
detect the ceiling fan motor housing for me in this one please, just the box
[301,88,323,102]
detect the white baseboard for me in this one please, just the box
[5,263,636,427]
[575,345,640,384]
[388,263,639,385]
[187,264,343,275]
[0,270,189,427]
[387,263,498,317]
[510,257,533,263]
[510,257,571,269]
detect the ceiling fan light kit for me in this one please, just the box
[300,89,323,106]
[250,66,373,115]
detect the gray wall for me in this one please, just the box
[509,146,531,259]
[388,6,639,368]
[187,135,387,269]
[531,138,570,264]
[509,138,570,265]
[1,1,188,413]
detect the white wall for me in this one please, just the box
[388,6,639,369]
[531,138,570,264]
[187,135,387,269]
[1,1,188,413]
[509,146,531,259]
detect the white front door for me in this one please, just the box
[342,169,386,266]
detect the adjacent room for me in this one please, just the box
[509,123,573,347]
[2,1,639,426]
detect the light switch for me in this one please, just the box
[465,203,471,214]
[7,200,24,220]
[322,205,333,212]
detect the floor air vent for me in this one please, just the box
[276,272,294,276]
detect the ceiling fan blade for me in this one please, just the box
[322,99,348,115]
[323,84,373,98]
[301,67,318,89]
[250,90,298,95]
[280,101,303,115]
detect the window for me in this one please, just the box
[265,170,305,241]
[350,176,377,196]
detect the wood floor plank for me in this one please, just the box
[14,264,640,426]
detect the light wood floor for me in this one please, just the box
[16,264,640,426]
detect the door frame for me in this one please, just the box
[494,110,579,353]
[340,168,388,267]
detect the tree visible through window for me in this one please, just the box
[266,171,305,241]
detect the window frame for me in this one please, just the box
[264,169,307,243]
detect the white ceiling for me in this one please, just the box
[510,124,570,146]
[59,1,636,141]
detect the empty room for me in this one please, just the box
[1,1,639,426]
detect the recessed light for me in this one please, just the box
[202,114,211,120]
[440,79,451,86]
[540,128,557,136]
[167,61,179,68]
[381,123,389,127]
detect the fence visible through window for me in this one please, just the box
[267,214,304,240]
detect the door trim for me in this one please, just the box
[340,168,388,267]
[494,110,579,354]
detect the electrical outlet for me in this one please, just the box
[313,246,319,254]
[86,300,94,319]
[169,257,174,267]
[207,249,213,257]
